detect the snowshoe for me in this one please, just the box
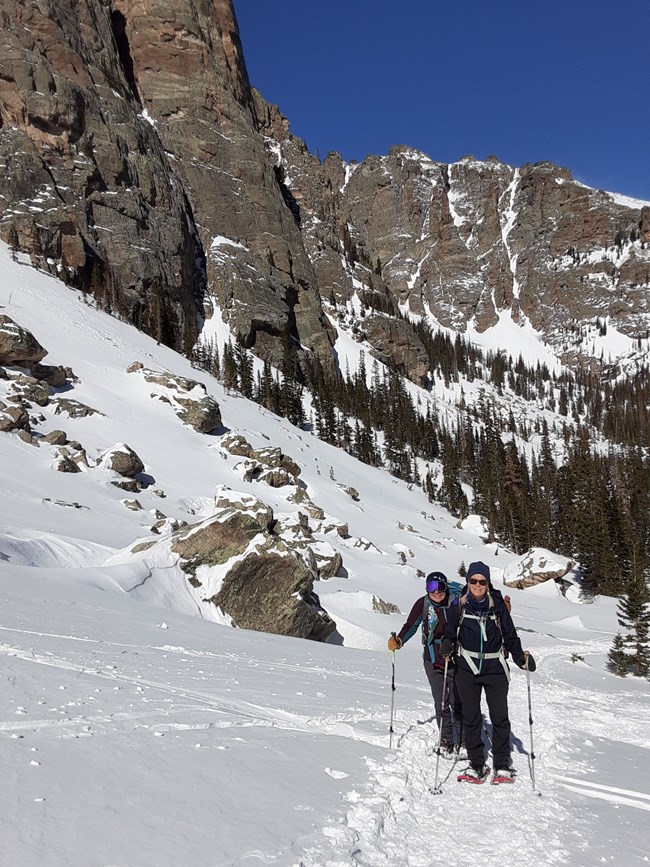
[491,767,517,785]
[457,763,490,784]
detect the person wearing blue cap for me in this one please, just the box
[440,560,536,784]
[388,571,463,755]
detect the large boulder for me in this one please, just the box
[503,547,576,589]
[0,402,30,432]
[42,430,68,445]
[164,492,338,641]
[220,433,254,458]
[10,374,51,407]
[32,363,69,387]
[258,467,294,488]
[0,315,47,366]
[213,488,274,532]
[210,548,336,641]
[251,445,302,478]
[137,367,223,433]
[142,370,198,392]
[99,443,144,478]
[174,394,222,433]
[171,510,265,575]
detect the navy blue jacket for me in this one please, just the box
[442,588,524,676]
[397,592,459,669]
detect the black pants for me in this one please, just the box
[455,666,511,769]
[424,660,463,745]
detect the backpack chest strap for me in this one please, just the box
[458,644,511,681]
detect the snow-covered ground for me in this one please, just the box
[1,244,649,866]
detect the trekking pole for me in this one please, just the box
[525,654,538,793]
[389,633,397,749]
[431,656,449,794]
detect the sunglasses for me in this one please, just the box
[426,581,447,593]
[468,578,488,586]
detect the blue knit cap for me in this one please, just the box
[467,561,490,582]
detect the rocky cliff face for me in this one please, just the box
[259,104,650,370]
[0,0,333,363]
[1,0,648,378]
[110,0,334,362]
[0,0,204,351]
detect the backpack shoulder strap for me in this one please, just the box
[421,595,429,644]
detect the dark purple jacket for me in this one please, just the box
[397,592,460,670]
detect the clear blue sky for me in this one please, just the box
[235,0,650,201]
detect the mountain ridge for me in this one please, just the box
[1,0,649,377]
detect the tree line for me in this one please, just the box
[193,319,650,678]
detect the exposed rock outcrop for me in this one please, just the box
[0,315,47,366]
[260,111,650,372]
[503,547,576,589]
[53,399,101,418]
[0,0,334,365]
[136,366,223,432]
[174,394,222,434]
[167,493,338,641]
[0,0,203,353]
[209,544,336,641]
[98,443,144,478]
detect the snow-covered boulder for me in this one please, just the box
[214,487,274,531]
[134,367,223,433]
[0,314,47,366]
[0,401,30,432]
[171,510,264,574]
[98,443,145,478]
[503,547,576,588]
[220,433,254,457]
[174,394,222,433]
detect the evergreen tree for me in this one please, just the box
[617,567,650,677]
[424,469,435,503]
[7,222,19,260]
[221,341,238,392]
[235,341,254,398]
[607,633,630,677]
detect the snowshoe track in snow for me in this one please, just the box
[299,642,650,866]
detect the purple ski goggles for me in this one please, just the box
[426,577,448,593]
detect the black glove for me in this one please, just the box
[515,652,536,672]
[439,637,454,659]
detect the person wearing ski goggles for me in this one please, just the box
[388,571,463,757]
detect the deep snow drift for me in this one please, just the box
[0,245,648,866]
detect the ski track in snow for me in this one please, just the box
[556,776,650,812]
[0,639,381,741]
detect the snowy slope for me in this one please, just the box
[1,245,649,866]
